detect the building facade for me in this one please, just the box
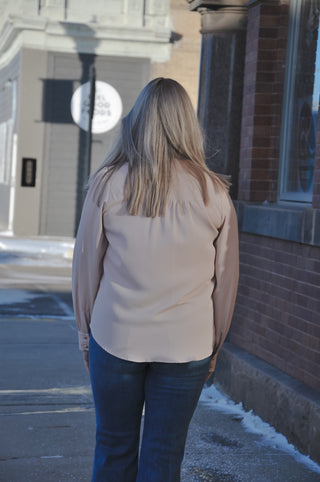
[189,0,320,463]
[0,0,171,236]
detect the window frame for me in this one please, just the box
[278,0,319,205]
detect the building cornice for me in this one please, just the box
[187,0,248,11]
[0,16,171,68]
[199,7,247,33]
[186,0,247,32]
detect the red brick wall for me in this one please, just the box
[313,100,320,208]
[230,232,320,392]
[238,1,289,202]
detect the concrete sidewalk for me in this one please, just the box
[1,314,320,482]
[1,236,320,481]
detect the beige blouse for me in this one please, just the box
[72,162,239,364]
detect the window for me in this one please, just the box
[0,119,13,185]
[0,121,7,184]
[0,79,17,186]
[279,0,320,203]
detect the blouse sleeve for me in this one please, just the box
[211,192,239,367]
[72,180,108,351]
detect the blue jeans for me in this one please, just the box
[89,334,211,482]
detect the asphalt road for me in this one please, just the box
[1,242,320,481]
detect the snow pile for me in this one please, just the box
[0,289,39,304]
[0,232,74,266]
[200,384,320,475]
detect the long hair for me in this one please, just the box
[92,78,229,217]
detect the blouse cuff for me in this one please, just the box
[78,331,90,351]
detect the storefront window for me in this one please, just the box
[0,122,7,184]
[280,0,320,203]
[0,80,17,186]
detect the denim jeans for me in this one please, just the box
[89,335,211,482]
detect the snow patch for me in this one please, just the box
[0,289,41,305]
[0,234,74,260]
[40,455,63,459]
[1,255,72,267]
[200,384,320,475]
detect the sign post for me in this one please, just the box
[85,64,96,192]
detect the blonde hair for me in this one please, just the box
[93,78,229,216]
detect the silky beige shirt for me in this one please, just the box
[72,162,239,363]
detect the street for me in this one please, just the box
[0,236,320,482]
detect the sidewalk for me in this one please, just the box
[1,315,320,482]
[1,235,320,481]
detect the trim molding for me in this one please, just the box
[234,201,320,246]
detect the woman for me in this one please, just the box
[72,78,239,482]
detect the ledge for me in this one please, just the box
[0,17,172,63]
[188,0,248,10]
[214,342,320,464]
[234,201,320,247]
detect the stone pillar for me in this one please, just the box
[188,1,247,199]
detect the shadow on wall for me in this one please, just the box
[41,23,100,236]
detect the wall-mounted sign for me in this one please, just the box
[71,81,122,134]
[21,158,36,187]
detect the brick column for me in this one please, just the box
[313,103,320,208]
[238,0,289,203]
